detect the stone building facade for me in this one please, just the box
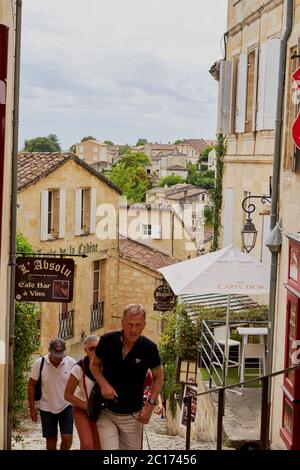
[0,0,15,449]
[215,0,300,450]
[118,238,177,344]
[17,152,121,358]
[119,203,198,260]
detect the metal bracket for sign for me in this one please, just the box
[15,252,88,258]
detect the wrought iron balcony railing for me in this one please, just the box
[90,301,104,331]
[58,309,74,339]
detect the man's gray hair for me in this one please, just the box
[84,335,99,346]
[123,303,146,319]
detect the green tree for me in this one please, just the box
[23,134,61,152]
[158,175,185,187]
[81,136,96,142]
[135,138,148,147]
[105,151,151,203]
[69,144,76,153]
[104,140,114,146]
[119,144,131,155]
[173,139,184,144]
[186,163,215,189]
[200,144,214,162]
[118,151,150,168]
[13,234,40,432]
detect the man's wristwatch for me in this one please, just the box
[147,398,157,406]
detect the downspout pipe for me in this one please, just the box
[266,0,293,445]
[6,0,22,450]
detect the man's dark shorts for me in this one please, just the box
[39,405,73,438]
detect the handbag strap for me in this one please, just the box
[81,358,89,401]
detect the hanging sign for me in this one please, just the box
[292,66,300,149]
[15,257,74,302]
[153,284,175,311]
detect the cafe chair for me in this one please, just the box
[213,326,241,374]
[240,343,266,388]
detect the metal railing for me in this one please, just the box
[199,320,268,387]
[183,363,300,451]
[58,309,74,339]
[90,301,104,331]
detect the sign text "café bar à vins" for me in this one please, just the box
[15,257,74,302]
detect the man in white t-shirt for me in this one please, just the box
[27,338,76,450]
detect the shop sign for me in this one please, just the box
[15,257,74,302]
[153,284,175,311]
[292,66,300,149]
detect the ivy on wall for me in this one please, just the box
[212,134,225,252]
[13,234,40,434]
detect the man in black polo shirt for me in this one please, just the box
[91,303,163,450]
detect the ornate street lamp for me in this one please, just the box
[241,193,271,253]
[241,216,258,253]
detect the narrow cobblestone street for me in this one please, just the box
[12,412,220,451]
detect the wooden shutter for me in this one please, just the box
[229,57,238,133]
[40,191,49,241]
[151,225,161,239]
[263,38,281,129]
[252,48,259,132]
[257,38,281,130]
[90,187,97,234]
[58,189,66,238]
[235,53,247,133]
[256,42,267,130]
[75,189,82,235]
[217,60,232,134]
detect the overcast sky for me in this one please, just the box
[20,0,227,150]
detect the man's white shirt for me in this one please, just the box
[30,353,76,414]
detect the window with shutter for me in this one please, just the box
[152,225,162,239]
[256,42,266,131]
[59,189,66,238]
[40,189,60,240]
[263,38,281,130]
[217,60,232,134]
[40,191,49,241]
[90,187,97,234]
[142,224,152,238]
[245,49,258,133]
[75,187,92,235]
[235,53,248,133]
[257,38,281,130]
[229,56,238,133]
[75,188,83,235]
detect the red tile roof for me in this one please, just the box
[119,238,178,272]
[184,139,215,154]
[17,152,121,193]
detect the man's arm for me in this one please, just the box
[27,378,38,422]
[149,366,164,402]
[90,353,118,400]
[138,366,164,425]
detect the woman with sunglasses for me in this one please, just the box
[64,335,101,450]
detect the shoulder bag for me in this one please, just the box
[82,358,106,423]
